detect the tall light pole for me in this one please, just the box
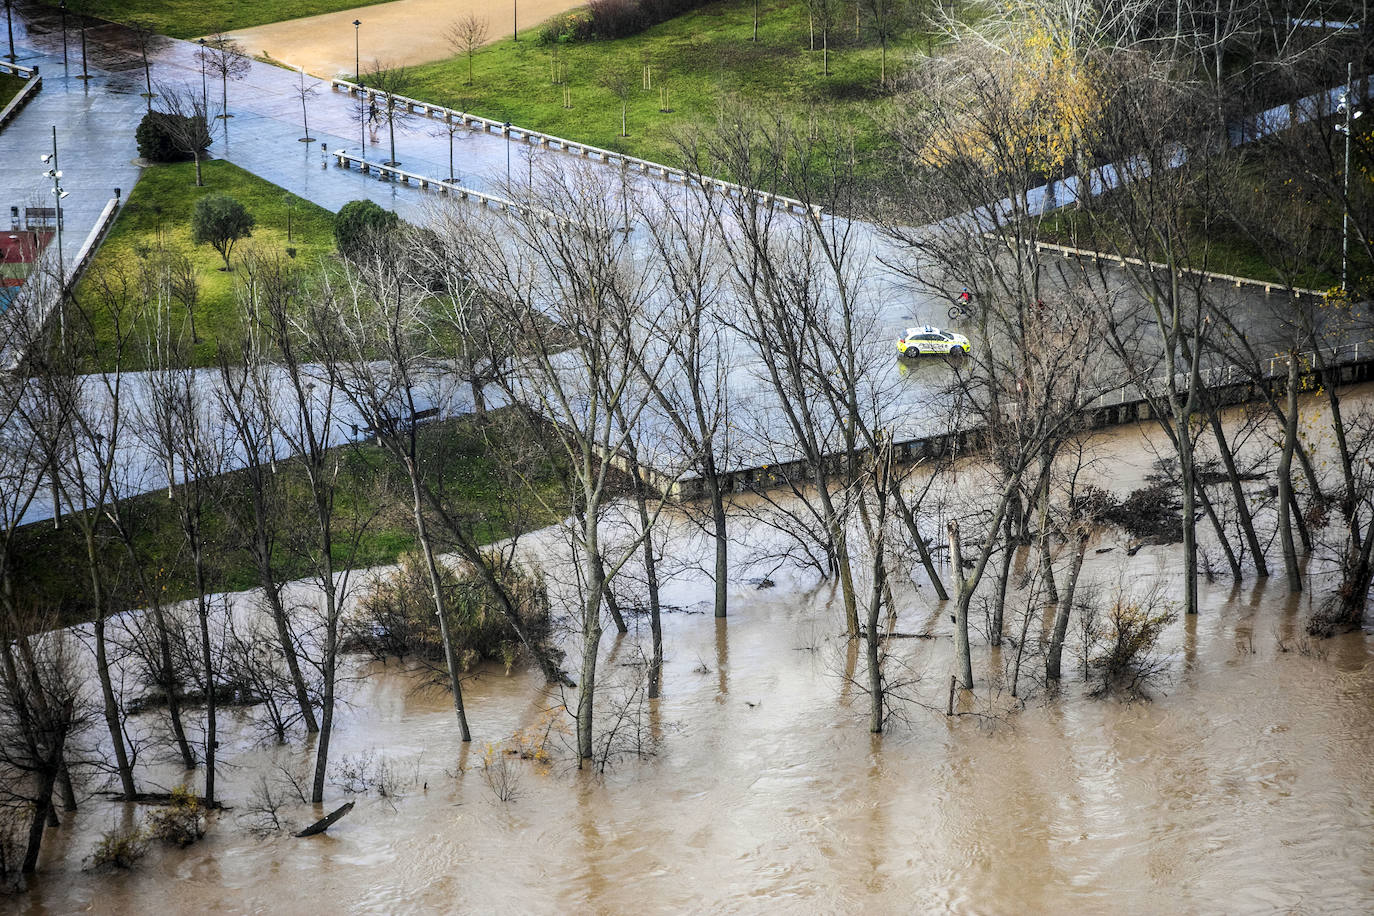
[4,0,14,62]
[197,38,208,112]
[358,79,366,156]
[40,126,69,345]
[78,12,90,80]
[504,121,512,188]
[1336,62,1365,294]
[353,19,361,84]
[513,0,518,41]
[58,1,68,69]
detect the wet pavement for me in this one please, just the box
[2,2,1366,493]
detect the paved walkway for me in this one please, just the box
[227,0,584,76]
[3,2,1360,524]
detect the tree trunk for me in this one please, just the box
[21,751,61,874]
[260,563,318,733]
[990,516,1015,648]
[1209,409,1268,577]
[865,547,885,733]
[576,558,604,762]
[948,520,973,689]
[892,487,947,599]
[94,617,136,800]
[1046,534,1089,680]
[410,468,471,741]
[1278,355,1302,593]
[708,472,729,619]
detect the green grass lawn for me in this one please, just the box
[0,72,27,109]
[11,410,567,629]
[406,0,945,173]
[44,0,396,40]
[75,158,336,370]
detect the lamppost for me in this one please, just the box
[4,0,14,62]
[358,79,366,157]
[40,126,69,345]
[78,11,90,80]
[353,19,361,84]
[58,1,68,68]
[503,121,512,188]
[1335,61,1365,294]
[197,38,208,112]
[513,0,518,42]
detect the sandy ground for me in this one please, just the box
[223,0,585,78]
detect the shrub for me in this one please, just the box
[1086,592,1178,697]
[333,199,399,259]
[539,0,710,43]
[346,553,552,672]
[539,10,595,44]
[143,786,207,847]
[88,825,148,871]
[135,110,209,162]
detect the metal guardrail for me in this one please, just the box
[327,77,819,217]
[331,150,583,230]
[991,234,1326,298]
[0,64,40,130]
[333,149,527,208]
[1082,340,1374,411]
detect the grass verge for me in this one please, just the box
[406,0,946,172]
[43,0,396,40]
[0,72,27,109]
[74,158,336,370]
[11,410,567,629]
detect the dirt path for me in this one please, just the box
[224,0,584,77]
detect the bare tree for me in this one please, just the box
[362,62,412,168]
[150,82,216,187]
[212,319,319,735]
[861,0,909,87]
[294,67,319,143]
[446,13,490,86]
[240,252,364,803]
[454,167,677,762]
[599,64,634,138]
[199,34,251,120]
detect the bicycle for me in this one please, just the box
[947,288,973,321]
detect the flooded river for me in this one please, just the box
[14,416,1374,914]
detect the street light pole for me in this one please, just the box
[41,126,68,345]
[78,14,89,80]
[59,1,68,68]
[1338,62,1365,294]
[358,80,366,156]
[353,19,361,84]
[197,38,207,112]
[504,121,512,188]
[513,0,518,42]
[4,0,14,63]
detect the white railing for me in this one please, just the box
[327,77,818,217]
[0,60,37,78]
[331,150,578,227]
[991,234,1326,298]
[1082,340,1374,411]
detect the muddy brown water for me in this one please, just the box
[15,414,1374,914]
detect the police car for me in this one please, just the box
[896,326,971,358]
